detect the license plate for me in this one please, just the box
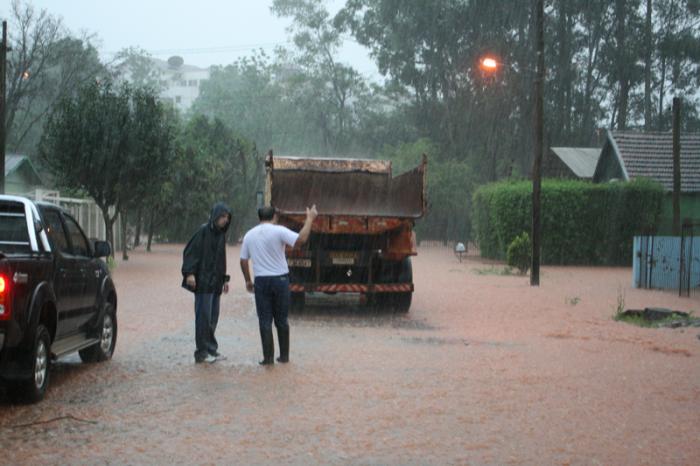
[330,252,355,265]
[287,258,312,268]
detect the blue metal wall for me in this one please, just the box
[633,236,700,291]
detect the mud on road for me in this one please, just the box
[1,244,698,465]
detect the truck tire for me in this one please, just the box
[290,292,305,311]
[372,258,413,312]
[79,302,117,363]
[9,324,51,403]
[387,292,412,313]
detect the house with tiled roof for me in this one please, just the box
[593,130,700,233]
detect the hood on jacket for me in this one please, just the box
[209,202,232,233]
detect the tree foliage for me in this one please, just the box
[3,0,106,154]
[155,115,261,243]
[39,80,173,251]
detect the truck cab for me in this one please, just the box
[0,195,117,402]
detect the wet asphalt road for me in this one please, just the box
[1,244,698,465]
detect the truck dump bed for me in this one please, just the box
[266,154,427,219]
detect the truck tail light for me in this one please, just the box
[0,275,10,320]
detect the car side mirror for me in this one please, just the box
[93,240,111,258]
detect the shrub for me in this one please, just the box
[472,178,663,265]
[507,232,531,274]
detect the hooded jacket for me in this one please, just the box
[181,203,232,294]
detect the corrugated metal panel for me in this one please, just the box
[550,147,600,178]
[633,236,700,290]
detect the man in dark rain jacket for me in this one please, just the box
[182,203,232,364]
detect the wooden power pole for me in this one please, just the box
[672,97,681,236]
[0,21,8,195]
[531,0,544,286]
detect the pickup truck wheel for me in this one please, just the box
[290,292,305,311]
[9,324,51,403]
[79,303,117,363]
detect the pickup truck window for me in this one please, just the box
[43,210,71,254]
[63,215,90,257]
[0,201,31,253]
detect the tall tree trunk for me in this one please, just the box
[658,55,666,130]
[120,210,129,261]
[615,0,629,130]
[147,210,155,252]
[100,206,116,259]
[555,0,572,143]
[644,0,653,130]
[133,207,143,249]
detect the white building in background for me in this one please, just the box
[152,56,210,112]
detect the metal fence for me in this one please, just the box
[680,222,700,297]
[633,225,700,297]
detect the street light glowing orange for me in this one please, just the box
[480,57,498,71]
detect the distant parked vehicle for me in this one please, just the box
[0,195,117,402]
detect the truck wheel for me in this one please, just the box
[290,292,305,311]
[373,292,412,312]
[391,258,413,312]
[389,292,412,313]
[79,303,117,363]
[9,324,51,403]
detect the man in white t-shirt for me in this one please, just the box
[240,205,317,365]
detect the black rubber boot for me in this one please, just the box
[277,327,289,363]
[259,328,275,365]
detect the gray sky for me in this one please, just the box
[21,0,381,79]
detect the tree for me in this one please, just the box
[39,80,173,253]
[110,47,164,91]
[4,0,106,154]
[272,0,373,155]
[154,115,261,243]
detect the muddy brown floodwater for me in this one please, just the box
[1,244,698,465]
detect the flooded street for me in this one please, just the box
[1,244,699,465]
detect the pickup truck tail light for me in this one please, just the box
[0,275,10,320]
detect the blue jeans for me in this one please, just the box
[254,275,290,333]
[194,293,220,361]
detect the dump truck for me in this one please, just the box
[264,152,427,312]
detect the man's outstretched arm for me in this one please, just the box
[294,205,318,248]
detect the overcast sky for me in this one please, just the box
[16,0,381,79]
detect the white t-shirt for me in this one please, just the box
[240,223,299,277]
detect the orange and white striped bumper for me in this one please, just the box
[289,283,414,293]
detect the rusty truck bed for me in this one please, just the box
[265,154,427,219]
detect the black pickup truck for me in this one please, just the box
[0,195,117,402]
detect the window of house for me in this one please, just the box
[175,96,182,104]
[188,80,197,87]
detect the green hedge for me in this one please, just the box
[472,178,664,265]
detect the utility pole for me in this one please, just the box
[672,97,681,236]
[531,0,544,286]
[0,21,8,195]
